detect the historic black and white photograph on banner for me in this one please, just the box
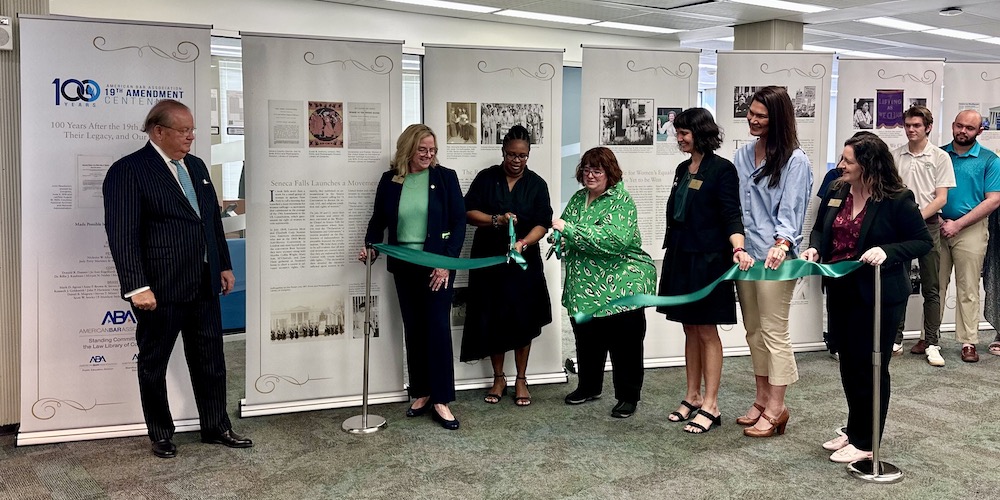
[656,107,681,142]
[446,102,478,144]
[853,98,874,130]
[909,97,927,109]
[792,86,817,118]
[351,295,380,339]
[599,98,654,146]
[480,103,545,145]
[733,86,763,118]
[307,101,344,148]
[269,287,346,342]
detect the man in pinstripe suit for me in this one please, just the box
[104,99,252,458]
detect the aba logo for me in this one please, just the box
[89,355,106,364]
[102,310,136,325]
[52,78,101,105]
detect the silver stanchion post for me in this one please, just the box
[343,245,387,435]
[848,264,902,482]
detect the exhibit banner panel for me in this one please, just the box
[713,51,835,355]
[579,46,700,365]
[422,44,566,389]
[240,33,406,416]
[18,16,211,445]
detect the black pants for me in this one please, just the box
[570,309,646,403]
[393,262,456,404]
[827,274,905,452]
[133,265,231,441]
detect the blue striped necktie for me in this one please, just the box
[170,159,201,217]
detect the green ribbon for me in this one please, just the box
[373,219,526,271]
[546,229,563,260]
[572,259,863,323]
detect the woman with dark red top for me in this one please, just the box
[801,132,931,463]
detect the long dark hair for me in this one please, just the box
[751,86,799,188]
[673,107,723,153]
[838,132,905,202]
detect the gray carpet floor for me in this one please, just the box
[3,324,1000,500]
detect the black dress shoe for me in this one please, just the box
[406,402,429,418]
[564,389,602,405]
[431,407,460,430]
[611,401,637,418]
[201,429,253,448]
[151,439,176,458]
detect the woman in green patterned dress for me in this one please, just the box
[552,147,657,418]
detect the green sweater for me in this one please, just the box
[560,182,657,318]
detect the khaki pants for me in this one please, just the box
[737,279,799,386]
[939,218,989,344]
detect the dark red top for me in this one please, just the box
[829,193,867,263]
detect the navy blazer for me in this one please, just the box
[365,165,466,273]
[104,142,231,303]
[811,184,931,305]
[662,152,744,253]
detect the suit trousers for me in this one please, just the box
[570,309,646,403]
[827,273,905,452]
[939,218,989,344]
[736,280,799,386]
[393,261,456,404]
[896,218,942,345]
[133,265,231,441]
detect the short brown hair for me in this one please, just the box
[391,124,439,177]
[142,99,190,133]
[575,147,623,187]
[903,105,934,128]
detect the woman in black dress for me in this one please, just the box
[461,125,553,407]
[657,108,753,434]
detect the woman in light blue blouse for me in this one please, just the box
[732,86,813,438]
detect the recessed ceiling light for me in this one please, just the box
[939,7,963,16]
[494,9,598,25]
[926,28,989,40]
[592,21,682,34]
[727,0,830,14]
[385,0,499,14]
[859,17,934,31]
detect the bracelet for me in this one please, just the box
[517,239,527,248]
[773,238,791,252]
[491,214,499,228]
[732,247,744,254]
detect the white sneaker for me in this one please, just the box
[926,344,945,367]
[892,343,903,356]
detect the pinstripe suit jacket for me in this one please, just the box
[103,142,231,303]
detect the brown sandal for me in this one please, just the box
[736,402,765,426]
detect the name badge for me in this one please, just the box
[828,198,842,207]
[391,175,404,184]
[441,231,450,239]
[689,179,704,190]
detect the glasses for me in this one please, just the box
[504,152,529,162]
[416,147,437,156]
[159,124,196,136]
[581,167,605,177]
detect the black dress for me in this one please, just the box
[460,165,553,361]
[657,153,742,325]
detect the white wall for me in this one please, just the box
[49,0,679,63]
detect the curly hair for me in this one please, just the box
[836,132,905,202]
[575,147,623,187]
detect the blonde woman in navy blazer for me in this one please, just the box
[360,124,466,430]
[801,132,931,463]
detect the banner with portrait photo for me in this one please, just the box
[714,51,835,354]
[18,16,211,445]
[241,33,404,417]
[422,44,566,390]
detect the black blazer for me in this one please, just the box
[104,142,231,303]
[810,184,931,305]
[662,152,744,253]
[365,165,466,273]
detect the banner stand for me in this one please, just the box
[848,265,903,483]
[342,246,387,435]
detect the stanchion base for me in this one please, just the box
[847,459,903,483]
[342,414,387,435]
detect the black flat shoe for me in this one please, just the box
[201,429,253,448]
[611,401,637,418]
[564,389,602,405]
[151,438,176,458]
[406,402,429,417]
[432,406,460,430]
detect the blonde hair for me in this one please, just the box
[392,124,438,177]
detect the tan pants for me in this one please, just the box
[939,218,989,344]
[737,280,799,386]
